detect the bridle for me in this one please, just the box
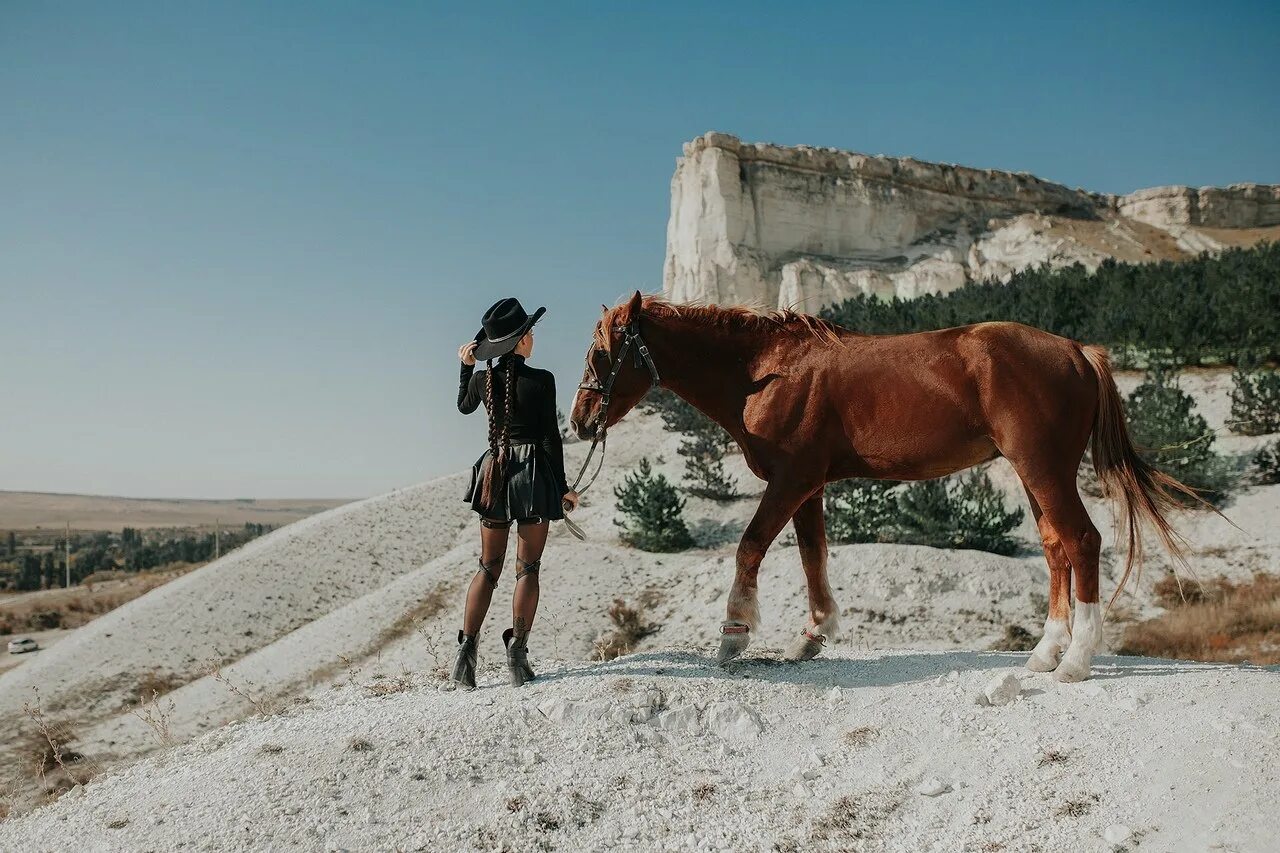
[570,320,661,496]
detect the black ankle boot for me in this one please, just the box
[502,628,535,687]
[452,631,478,689]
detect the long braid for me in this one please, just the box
[480,359,500,508]
[500,356,517,495]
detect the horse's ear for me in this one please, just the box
[621,290,643,324]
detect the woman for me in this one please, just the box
[453,297,578,689]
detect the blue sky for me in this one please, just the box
[2,2,1277,498]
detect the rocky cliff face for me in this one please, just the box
[663,132,1280,308]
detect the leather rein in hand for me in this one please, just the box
[570,320,661,497]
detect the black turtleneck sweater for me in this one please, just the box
[458,355,569,494]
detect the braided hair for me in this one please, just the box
[478,356,519,510]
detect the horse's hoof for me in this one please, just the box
[783,630,825,662]
[1053,661,1091,683]
[717,622,751,665]
[1025,652,1060,673]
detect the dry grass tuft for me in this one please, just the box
[844,726,879,747]
[20,690,100,793]
[363,675,413,698]
[506,795,526,813]
[202,662,276,716]
[259,743,285,755]
[1056,794,1099,818]
[1038,749,1068,767]
[809,790,903,843]
[691,782,716,804]
[130,689,177,747]
[989,624,1039,652]
[591,599,660,661]
[348,737,375,753]
[1119,572,1280,664]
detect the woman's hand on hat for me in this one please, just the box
[458,341,477,366]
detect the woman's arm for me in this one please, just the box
[456,341,482,414]
[457,363,482,414]
[539,374,570,496]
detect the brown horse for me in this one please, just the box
[570,292,1199,682]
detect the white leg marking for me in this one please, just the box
[1026,617,1071,672]
[727,585,761,631]
[1055,602,1102,682]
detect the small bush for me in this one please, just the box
[824,479,900,544]
[613,458,694,552]
[896,470,1024,555]
[1252,439,1280,485]
[1126,367,1237,505]
[1229,366,1280,435]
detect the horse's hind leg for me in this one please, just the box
[1022,487,1073,672]
[720,480,812,664]
[1026,478,1103,682]
[784,491,839,662]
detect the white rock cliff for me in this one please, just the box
[663,132,1280,309]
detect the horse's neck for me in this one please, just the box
[648,315,760,437]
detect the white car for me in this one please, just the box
[7,637,38,655]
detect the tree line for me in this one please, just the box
[820,243,1280,366]
[0,523,274,592]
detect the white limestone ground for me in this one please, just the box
[1,651,1276,853]
[0,370,1276,841]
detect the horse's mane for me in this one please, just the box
[597,296,844,348]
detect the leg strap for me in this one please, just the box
[481,517,512,529]
[476,558,501,588]
[515,559,540,581]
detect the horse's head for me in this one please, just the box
[570,291,658,440]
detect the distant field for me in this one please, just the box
[0,491,353,531]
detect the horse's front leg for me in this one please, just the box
[784,489,840,661]
[719,480,814,664]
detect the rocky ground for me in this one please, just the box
[2,650,1275,852]
[0,369,1276,849]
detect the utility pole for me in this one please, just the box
[65,522,71,588]
[214,518,220,560]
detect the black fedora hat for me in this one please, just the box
[473,297,546,361]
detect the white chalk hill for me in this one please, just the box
[2,651,1276,851]
[1,371,1278,847]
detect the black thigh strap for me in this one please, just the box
[515,559,540,581]
[477,557,501,587]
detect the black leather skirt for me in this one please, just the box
[464,443,564,522]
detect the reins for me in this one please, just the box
[569,320,661,499]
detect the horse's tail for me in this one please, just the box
[1080,345,1203,610]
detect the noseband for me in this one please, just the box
[570,320,661,496]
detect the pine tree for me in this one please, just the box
[1229,366,1280,436]
[1126,367,1236,504]
[824,479,899,544]
[679,427,739,500]
[613,458,695,552]
[1252,439,1280,485]
[896,470,1024,555]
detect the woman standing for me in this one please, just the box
[453,298,578,689]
